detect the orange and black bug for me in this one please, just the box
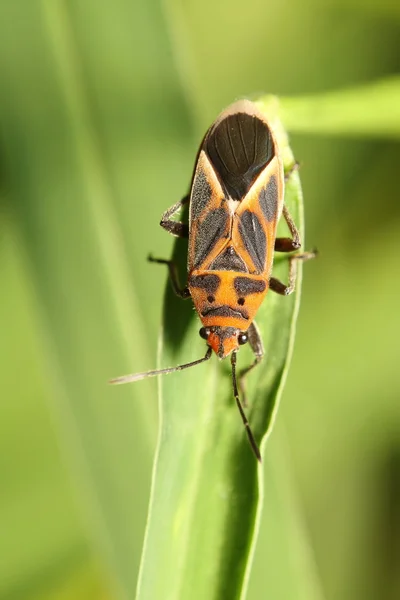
[110,100,315,461]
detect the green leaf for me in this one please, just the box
[0,226,97,600]
[247,425,324,600]
[0,1,191,597]
[273,76,400,138]
[136,99,314,600]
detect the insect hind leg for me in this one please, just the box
[148,255,191,298]
[274,204,302,253]
[160,195,189,238]
[270,250,316,296]
[284,160,300,183]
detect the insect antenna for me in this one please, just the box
[231,352,262,462]
[109,346,212,385]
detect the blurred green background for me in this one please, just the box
[0,1,399,599]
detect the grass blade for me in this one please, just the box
[275,76,400,138]
[0,0,191,596]
[136,98,311,600]
[247,424,324,600]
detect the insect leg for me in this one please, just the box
[231,351,261,462]
[238,322,264,407]
[284,160,300,183]
[110,346,212,385]
[148,255,191,298]
[274,204,302,252]
[160,194,189,238]
[270,250,316,296]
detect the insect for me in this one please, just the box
[110,100,315,461]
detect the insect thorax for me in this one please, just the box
[188,270,268,332]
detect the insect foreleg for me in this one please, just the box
[238,321,264,407]
[231,351,261,462]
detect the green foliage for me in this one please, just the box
[0,1,399,599]
[277,77,400,138]
[136,104,320,600]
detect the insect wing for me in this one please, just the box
[188,151,229,272]
[234,156,284,278]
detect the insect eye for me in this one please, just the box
[199,327,210,340]
[238,332,248,345]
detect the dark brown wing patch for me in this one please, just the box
[238,210,266,274]
[209,245,247,272]
[205,112,274,200]
[190,166,213,221]
[259,174,278,222]
[193,208,228,268]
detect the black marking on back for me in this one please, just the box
[189,273,220,294]
[201,305,249,320]
[209,245,247,272]
[215,326,238,340]
[234,277,266,296]
[191,167,213,221]
[238,210,266,274]
[206,112,274,200]
[259,175,278,222]
[193,208,228,268]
